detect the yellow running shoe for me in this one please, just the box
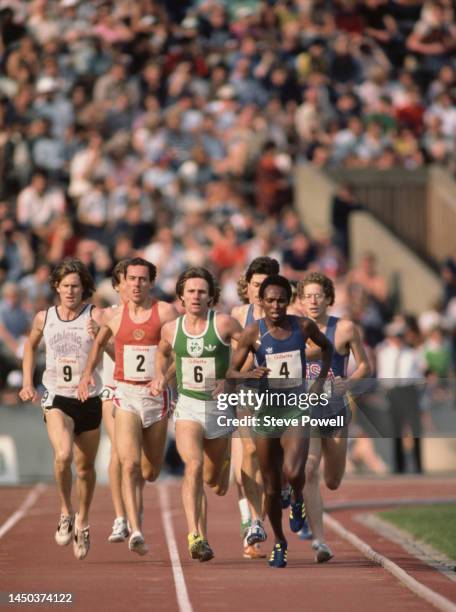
[188,533,204,559]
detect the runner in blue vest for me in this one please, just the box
[228,275,333,568]
[231,256,280,558]
[298,272,371,563]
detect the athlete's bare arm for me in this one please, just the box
[227,323,269,379]
[97,305,121,360]
[77,311,118,401]
[305,321,371,389]
[19,310,46,403]
[231,304,248,326]
[334,321,372,395]
[149,320,176,396]
[230,304,257,371]
[158,301,179,325]
[216,313,243,345]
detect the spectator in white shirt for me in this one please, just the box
[16,169,65,239]
[376,321,425,473]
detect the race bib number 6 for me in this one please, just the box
[182,357,215,391]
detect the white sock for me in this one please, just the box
[238,498,251,523]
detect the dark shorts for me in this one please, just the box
[42,391,102,436]
[253,406,307,437]
[312,397,352,438]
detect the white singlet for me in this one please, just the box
[42,304,102,398]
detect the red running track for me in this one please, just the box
[0,477,455,612]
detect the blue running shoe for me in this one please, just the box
[280,486,291,509]
[289,500,306,533]
[268,542,288,568]
[298,518,313,540]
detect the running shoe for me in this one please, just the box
[55,514,74,546]
[246,519,267,545]
[188,533,205,560]
[240,518,251,539]
[128,531,149,556]
[243,541,267,559]
[73,524,90,560]
[268,541,288,568]
[312,540,333,563]
[297,518,313,540]
[108,517,129,543]
[289,500,306,533]
[198,540,215,562]
[281,485,291,509]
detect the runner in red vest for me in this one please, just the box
[78,257,177,556]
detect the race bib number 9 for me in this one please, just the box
[265,350,302,389]
[56,356,80,390]
[182,357,216,391]
[124,345,155,381]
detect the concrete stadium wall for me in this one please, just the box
[295,164,334,236]
[294,164,441,315]
[350,212,441,314]
[0,404,110,484]
[0,403,454,480]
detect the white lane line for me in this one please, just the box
[0,483,47,539]
[357,512,456,583]
[324,513,456,612]
[158,484,193,612]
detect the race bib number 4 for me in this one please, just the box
[124,345,155,381]
[56,357,80,390]
[265,350,302,389]
[181,357,215,391]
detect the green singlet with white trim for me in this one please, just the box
[173,310,230,401]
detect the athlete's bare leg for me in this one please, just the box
[141,416,169,482]
[198,490,208,539]
[321,432,348,490]
[304,431,348,544]
[138,416,169,529]
[231,436,245,497]
[175,420,205,536]
[203,435,231,496]
[73,428,101,528]
[256,427,309,545]
[304,436,324,542]
[45,409,75,517]
[281,428,309,506]
[238,422,263,520]
[255,437,285,543]
[115,409,144,534]
[102,402,126,519]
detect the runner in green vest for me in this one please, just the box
[151,267,242,562]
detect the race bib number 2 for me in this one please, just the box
[124,345,155,381]
[182,357,215,391]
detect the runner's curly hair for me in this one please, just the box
[258,274,292,303]
[297,272,335,306]
[237,274,249,304]
[50,258,95,300]
[111,259,130,288]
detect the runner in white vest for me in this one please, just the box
[20,258,104,561]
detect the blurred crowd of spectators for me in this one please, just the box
[1,0,456,409]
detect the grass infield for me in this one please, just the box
[378,504,456,561]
